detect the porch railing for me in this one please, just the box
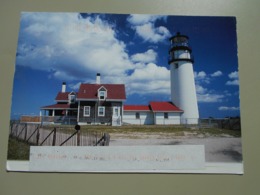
[41,116,77,125]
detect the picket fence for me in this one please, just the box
[9,122,110,146]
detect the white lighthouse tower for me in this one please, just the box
[168,32,199,124]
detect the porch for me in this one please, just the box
[41,116,78,125]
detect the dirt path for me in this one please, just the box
[109,133,242,163]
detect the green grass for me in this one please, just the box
[42,124,241,137]
[198,128,241,137]
[7,136,31,160]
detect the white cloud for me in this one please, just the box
[126,63,170,95]
[127,14,171,43]
[211,70,223,77]
[226,80,239,86]
[194,70,234,103]
[194,71,210,84]
[127,14,166,25]
[130,49,157,63]
[194,71,206,79]
[226,71,239,86]
[195,85,207,94]
[135,23,171,43]
[197,93,225,103]
[68,82,82,91]
[228,71,239,79]
[218,106,240,111]
[17,12,134,81]
[195,74,225,103]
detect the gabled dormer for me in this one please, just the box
[98,86,107,100]
[68,91,76,104]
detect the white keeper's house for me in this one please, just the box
[40,32,199,126]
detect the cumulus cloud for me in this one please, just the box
[218,106,240,111]
[195,70,222,84]
[226,80,239,85]
[194,71,210,84]
[196,84,225,103]
[195,71,206,78]
[226,71,239,86]
[228,71,239,79]
[17,12,133,81]
[135,23,171,43]
[197,93,225,103]
[195,85,207,94]
[211,70,223,77]
[127,14,171,43]
[127,14,166,25]
[194,71,225,103]
[131,49,157,63]
[126,63,170,95]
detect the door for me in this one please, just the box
[113,106,120,117]
[112,106,121,126]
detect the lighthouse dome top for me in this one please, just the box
[169,32,189,44]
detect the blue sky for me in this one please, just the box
[11,12,240,119]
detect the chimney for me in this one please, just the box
[62,82,66,92]
[96,73,101,84]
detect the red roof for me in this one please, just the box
[55,92,76,101]
[124,105,150,111]
[150,102,183,112]
[41,104,77,109]
[55,92,70,101]
[124,102,182,112]
[77,84,126,100]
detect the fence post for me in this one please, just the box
[104,133,110,146]
[52,128,56,146]
[74,125,81,146]
[77,130,81,146]
[36,126,40,145]
[95,132,98,145]
[24,123,27,141]
[10,122,14,136]
[15,124,19,137]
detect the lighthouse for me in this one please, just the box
[168,32,199,124]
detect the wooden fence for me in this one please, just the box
[20,116,41,123]
[198,118,241,130]
[9,123,110,146]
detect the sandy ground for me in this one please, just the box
[109,132,242,163]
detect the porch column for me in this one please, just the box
[77,101,80,122]
[39,110,42,123]
[52,110,55,116]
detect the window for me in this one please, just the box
[98,86,107,100]
[135,112,140,119]
[83,106,90,117]
[99,91,106,100]
[164,113,168,119]
[175,63,179,69]
[98,106,105,116]
[69,94,76,104]
[174,51,178,59]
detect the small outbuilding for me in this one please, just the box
[123,102,183,125]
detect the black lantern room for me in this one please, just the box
[168,32,194,64]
